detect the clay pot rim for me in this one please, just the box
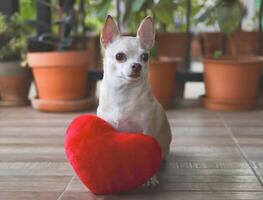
[0,99,30,107]
[200,95,256,104]
[31,96,95,113]
[27,50,89,68]
[31,96,94,104]
[27,50,87,56]
[200,95,257,111]
[0,61,31,76]
[203,56,263,64]
[156,32,189,36]
[149,57,180,64]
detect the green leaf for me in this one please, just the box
[0,13,31,61]
[217,1,242,35]
[150,46,158,59]
[213,50,223,59]
[20,0,36,20]
[152,0,176,25]
[123,0,133,23]
[95,0,112,21]
[132,0,147,12]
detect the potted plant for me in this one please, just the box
[27,0,91,112]
[149,48,179,109]
[199,0,262,111]
[0,13,32,106]
[198,0,263,57]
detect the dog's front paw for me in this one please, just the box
[144,176,159,188]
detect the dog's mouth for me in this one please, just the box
[118,73,141,82]
[128,73,140,79]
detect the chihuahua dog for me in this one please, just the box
[97,15,172,187]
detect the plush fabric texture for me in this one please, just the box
[65,115,162,194]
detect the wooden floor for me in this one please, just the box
[0,105,263,200]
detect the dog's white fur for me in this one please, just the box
[97,15,172,186]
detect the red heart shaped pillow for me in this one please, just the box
[65,115,162,194]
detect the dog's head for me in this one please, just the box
[101,15,155,84]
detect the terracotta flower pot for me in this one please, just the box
[203,57,262,111]
[27,51,90,112]
[0,62,32,106]
[31,97,95,112]
[149,58,178,109]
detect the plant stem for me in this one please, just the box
[80,0,86,50]
[56,2,63,39]
[116,0,121,31]
[184,0,191,69]
[160,23,166,32]
[228,34,237,58]
[221,34,227,55]
[202,33,210,57]
[257,0,263,55]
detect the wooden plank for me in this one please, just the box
[60,191,263,200]
[171,138,236,146]
[160,168,255,176]
[252,162,263,183]
[0,162,73,176]
[0,192,60,200]
[66,176,262,192]
[0,146,64,154]
[169,118,224,128]
[0,137,63,145]
[0,154,67,162]
[158,175,258,183]
[0,176,71,192]
[163,161,249,169]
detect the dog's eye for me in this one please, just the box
[141,53,149,62]
[115,52,127,62]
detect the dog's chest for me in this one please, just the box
[98,81,154,133]
[100,106,145,133]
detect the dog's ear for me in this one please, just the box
[101,15,119,48]
[137,16,155,49]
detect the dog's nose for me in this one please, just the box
[131,63,142,73]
